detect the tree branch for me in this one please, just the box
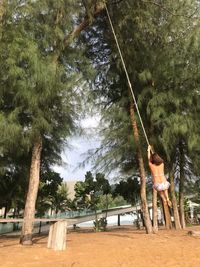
[64,2,105,48]
[140,0,198,19]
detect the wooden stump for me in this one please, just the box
[47,221,67,251]
[188,231,200,237]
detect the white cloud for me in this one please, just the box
[80,115,101,129]
[53,115,101,181]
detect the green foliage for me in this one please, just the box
[52,182,71,214]
[0,1,94,219]
[36,170,63,216]
[114,177,140,205]
[74,171,112,231]
[96,194,127,210]
[37,171,71,216]
[190,179,200,206]
[74,171,111,210]
[93,217,107,232]
[0,0,199,220]
[0,1,79,154]
[81,0,200,194]
[0,153,30,217]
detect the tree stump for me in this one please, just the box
[47,221,67,251]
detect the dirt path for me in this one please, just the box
[0,226,200,267]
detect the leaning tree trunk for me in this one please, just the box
[162,200,172,229]
[169,168,181,229]
[179,143,186,229]
[20,137,42,245]
[0,0,5,42]
[130,101,153,234]
[0,0,4,22]
[152,188,158,233]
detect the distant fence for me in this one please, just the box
[0,220,49,235]
[0,205,134,235]
[0,209,102,235]
[45,209,103,219]
[0,222,16,234]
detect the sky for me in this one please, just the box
[53,116,101,182]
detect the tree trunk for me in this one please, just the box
[3,204,7,219]
[0,0,4,42]
[94,208,98,232]
[118,214,120,226]
[162,200,172,229]
[130,101,153,234]
[0,0,4,22]
[159,200,165,226]
[13,207,16,218]
[105,194,108,218]
[152,188,158,233]
[179,143,186,229]
[135,201,140,229]
[169,169,181,229]
[20,137,42,245]
[39,221,42,234]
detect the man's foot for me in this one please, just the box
[167,199,172,207]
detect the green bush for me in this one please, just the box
[93,217,107,232]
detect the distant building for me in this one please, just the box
[66,180,79,200]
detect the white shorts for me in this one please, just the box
[154,181,170,191]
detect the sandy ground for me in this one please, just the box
[0,226,200,267]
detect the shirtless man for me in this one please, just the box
[147,145,172,207]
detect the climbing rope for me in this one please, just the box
[105,4,150,146]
